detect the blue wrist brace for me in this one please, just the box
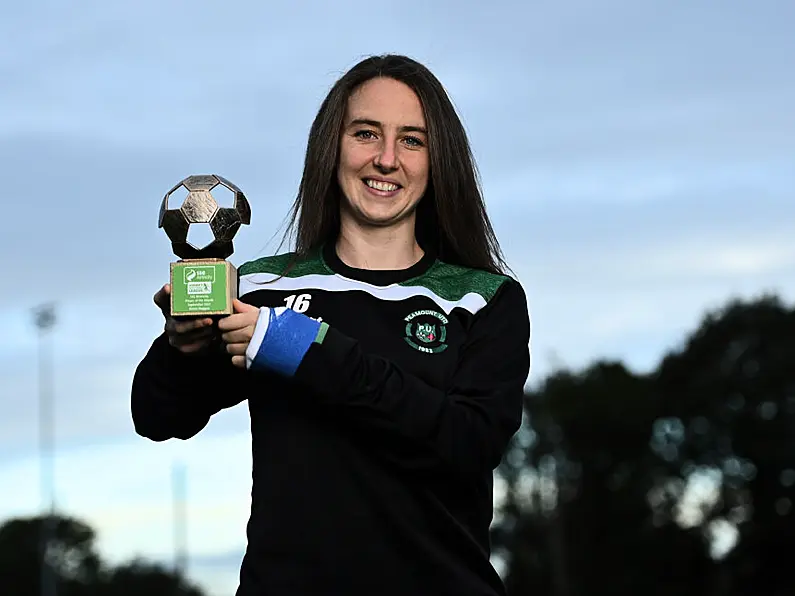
[245,307,328,377]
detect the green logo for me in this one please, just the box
[183,266,215,284]
[404,310,448,354]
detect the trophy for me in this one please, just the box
[158,174,251,318]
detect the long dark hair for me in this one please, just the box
[282,54,507,275]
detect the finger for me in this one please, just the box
[167,322,215,344]
[220,329,253,345]
[153,284,171,308]
[233,299,258,313]
[174,340,213,354]
[167,325,213,344]
[217,312,257,331]
[224,342,249,356]
[231,354,246,368]
[171,317,213,334]
[169,332,215,352]
[168,317,214,335]
[168,325,214,347]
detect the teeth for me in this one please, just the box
[365,179,399,192]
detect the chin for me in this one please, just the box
[344,198,408,226]
[357,211,405,227]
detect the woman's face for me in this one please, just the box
[337,77,430,231]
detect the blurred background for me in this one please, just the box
[1,0,793,594]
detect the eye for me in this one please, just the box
[403,135,425,148]
[353,130,377,140]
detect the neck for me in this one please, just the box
[336,218,424,270]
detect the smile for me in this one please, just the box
[363,178,401,193]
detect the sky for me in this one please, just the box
[1,0,794,593]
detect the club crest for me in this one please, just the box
[404,309,448,354]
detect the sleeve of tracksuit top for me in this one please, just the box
[131,333,247,441]
[292,278,532,486]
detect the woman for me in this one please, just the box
[132,54,531,596]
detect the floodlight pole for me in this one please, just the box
[34,303,57,596]
[173,461,188,575]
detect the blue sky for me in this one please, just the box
[1,0,794,593]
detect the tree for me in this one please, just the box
[494,294,795,595]
[0,514,204,596]
[654,295,795,595]
[93,560,204,596]
[0,514,101,596]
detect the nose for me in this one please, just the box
[374,136,398,172]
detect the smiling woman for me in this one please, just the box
[337,77,430,237]
[131,54,532,596]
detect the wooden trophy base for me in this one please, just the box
[169,258,238,318]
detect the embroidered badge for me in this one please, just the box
[404,309,448,354]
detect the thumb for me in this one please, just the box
[233,298,258,313]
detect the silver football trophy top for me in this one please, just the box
[158,174,251,259]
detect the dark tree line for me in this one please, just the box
[0,514,203,596]
[493,294,795,595]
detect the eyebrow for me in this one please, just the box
[348,118,427,135]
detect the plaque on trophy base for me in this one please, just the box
[169,258,239,317]
[158,174,251,318]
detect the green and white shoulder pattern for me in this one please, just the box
[237,251,509,316]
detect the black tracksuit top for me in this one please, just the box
[131,243,532,596]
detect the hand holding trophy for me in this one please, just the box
[158,174,251,318]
